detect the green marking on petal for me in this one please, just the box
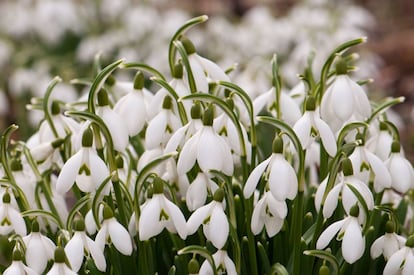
[79,164,91,176]
[1,217,11,226]
[159,209,169,221]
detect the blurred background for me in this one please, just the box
[0,0,413,156]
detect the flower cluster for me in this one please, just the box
[0,15,411,275]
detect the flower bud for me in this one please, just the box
[342,158,354,176]
[54,247,66,263]
[31,220,40,233]
[153,177,164,194]
[391,141,400,153]
[349,204,359,217]
[10,159,23,171]
[134,71,145,90]
[105,75,116,87]
[335,56,348,75]
[2,192,11,204]
[203,106,214,126]
[181,37,196,55]
[162,96,173,110]
[319,264,330,275]
[82,128,93,147]
[188,258,200,274]
[213,188,225,202]
[272,136,284,154]
[51,101,61,115]
[406,235,414,248]
[74,219,85,231]
[103,205,114,220]
[305,96,316,111]
[190,102,202,119]
[173,63,183,79]
[385,220,395,234]
[97,88,109,107]
[116,155,124,169]
[12,249,23,261]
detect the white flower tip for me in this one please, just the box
[360,37,368,43]
[201,15,209,21]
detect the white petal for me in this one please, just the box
[101,108,129,152]
[383,247,407,275]
[387,155,414,193]
[189,55,209,93]
[187,203,212,235]
[314,177,328,212]
[196,54,230,82]
[267,194,288,218]
[314,116,337,157]
[342,218,364,263]
[370,236,385,259]
[108,218,133,255]
[145,111,168,149]
[269,155,298,201]
[164,124,189,154]
[199,259,213,275]
[164,198,187,239]
[280,92,301,126]
[323,184,342,219]
[253,89,274,116]
[186,173,208,211]
[331,76,354,121]
[114,92,146,136]
[8,207,26,236]
[56,150,83,194]
[197,127,225,174]
[207,205,229,249]
[223,252,237,275]
[95,225,108,252]
[316,219,345,250]
[250,197,266,235]
[264,216,284,237]
[65,233,84,272]
[293,114,312,149]
[177,131,200,175]
[25,235,51,273]
[402,251,414,275]
[88,151,110,189]
[365,150,392,191]
[383,234,402,260]
[243,157,271,198]
[86,236,107,272]
[139,198,163,241]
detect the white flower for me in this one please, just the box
[46,247,77,275]
[3,250,37,275]
[145,96,181,149]
[293,96,337,157]
[253,87,301,126]
[177,107,233,176]
[244,137,297,202]
[366,122,393,161]
[139,178,187,240]
[371,221,406,261]
[320,73,371,132]
[383,237,414,275]
[385,141,414,194]
[251,191,287,237]
[317,160,374,221]
[187,189,229,249]
[97,89,129,152]
[316,205,365,264]
[95,206,133,255]
[65,219,106,272]
[22,221,55,273]
[30,138,63,164]
[199,249,237,275]
[0,193,27,236]
[113,71,148,137]
[349,144,392,192]
[186,172,218,211]
[181,37,230,93]
[56,128,110,194]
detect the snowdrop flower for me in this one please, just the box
[65,219,106,272]
[199,249,237,275]
[139,177,187,240]
[320,59,371,132]
[22,220,55,273]
[96,88,129,152]
[251,191,287,237]
[181,37,230,93]
[383,235,414,275]
[186,172,218,211]
[164,102,203,154]
[3,250,37,275]
[0,192,27,236]
[38,101,80,143]
[177,106,233,176]
[56,128,110,194]
[371,221,406,260]
[95,206,133,255]
[385,141,414,194]
[187,189,229,249]
[148,63,192,118]
[293,96,337,157]
[145,95,181,150]
[47,247,77,275]
[316,204,365,264]
[317,159,374,221]
[244,136,298,202]
[366,121,393,161]
[349,141,392,192]
[113,71,148,137]
[253,87,301,126]
[30,138,64,166]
